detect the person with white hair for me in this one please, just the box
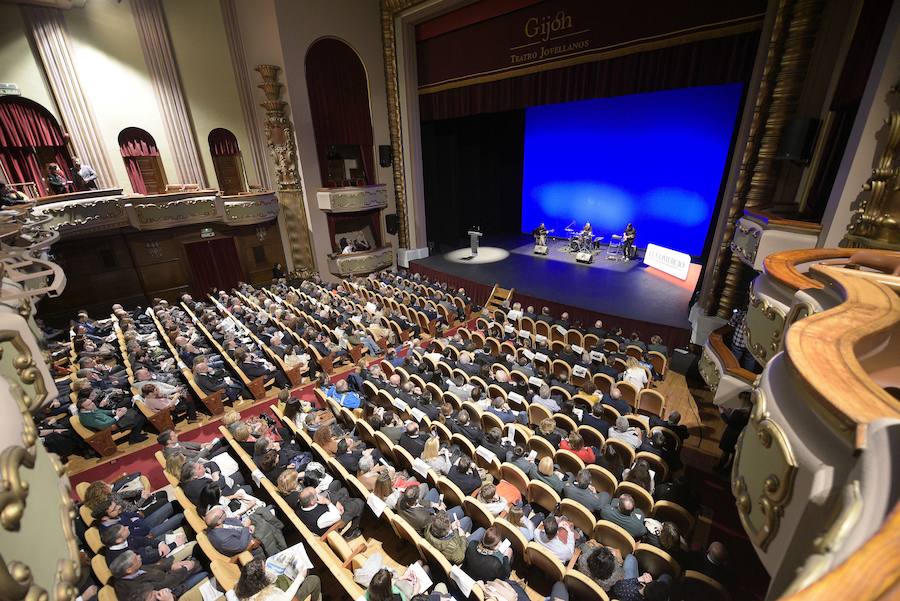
[607,416,643,449]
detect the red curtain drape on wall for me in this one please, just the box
[208,128,241,156]
[0,98,71,196]
[118,127,160,195]
[305,38,375,185]
[419,32,760,121]
[184,238,246,295]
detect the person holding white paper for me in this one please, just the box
[234,557,321,601]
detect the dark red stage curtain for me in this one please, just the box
[420,32,760,121]
[305,38,375,185]
[184,238,246,296]
[118,127,161,195]
[407,262,690,351]
[0,98,71,196]
[209,128,241,156]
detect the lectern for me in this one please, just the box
[468,230,482,256]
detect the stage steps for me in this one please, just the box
[485,284,514,312]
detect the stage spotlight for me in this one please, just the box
[445,247,510,265]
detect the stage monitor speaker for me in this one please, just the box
[575,251,593,264]
[385,213,399,235]
[379,145,392,167]
[534,245,548,255]
[776,117,819,164]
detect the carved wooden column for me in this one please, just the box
[219,0,272,190]
[255,65,314,271]
[843,81,900,249]
[705,0,824,318]
[130,0,206,187]
[22,6,117,189]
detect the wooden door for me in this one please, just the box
[212,155,246,195]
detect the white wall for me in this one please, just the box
[0,5,59,122]
[272,0,399,276]
[164,0,259,188]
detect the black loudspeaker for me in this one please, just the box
[379,145,393,168]
[776,118,819,164]
[385,213,399,235]
[669,349,699,376]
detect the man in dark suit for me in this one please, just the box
[204,507,260,558]
[562,470,607,515]
[109,551,206,601]
[101,523,177,565]
[587,320,607,342]
[601,386,631,416]
[686,542,733,589]
[457,353,480,377]
[235,347,289,389]
[399,423,427,457]
[449,410,483,446]
[445,456,482,496]
[582,403,612,435]
[649,411,689,441]
[193,361,245,402]
[599,493,646,540]
[268,330,289,358]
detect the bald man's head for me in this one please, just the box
[617,494,635,515]
[708,541,728,565]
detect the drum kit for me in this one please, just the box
[532,222,633,261]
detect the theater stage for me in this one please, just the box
[409,235,700,347]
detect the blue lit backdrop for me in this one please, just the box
[521,83,744,256]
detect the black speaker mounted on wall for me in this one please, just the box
[385,213,399,235]
[379,145,393,168]
[776,117,820,165]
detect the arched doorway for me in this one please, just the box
[118,127,166,194]
[208,128,247,195]
[305,38,375,188]
[0,97,73,197]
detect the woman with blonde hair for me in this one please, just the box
[165,453,187,481]
[421,436,451,474]
[537,417,562,447]
[276,469,304,509]
[622,356,649,390]
[221,410,241,427]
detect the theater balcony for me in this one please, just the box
[731,249,900,598]
[731,210,822,271]
[28,188,280,238]
[745,249,863,367]
[317,184,393,276]
[699,325,756,408]
[325,245,394,277]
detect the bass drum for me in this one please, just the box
[569,239,581,252]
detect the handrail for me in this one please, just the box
[742,209,823,232]
[784,264,900,450]
[708,325,756,383]
[763,249,858,291]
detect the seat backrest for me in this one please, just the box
[91,554,111,585]
[614,481,654,516]
[635,542,681,578]
[500,463,530,496]
[436,476,466,508]
[527,435,555,460]
[564,570,611,601]
[593,373,615,395]
[75,481,90,501]
[637,389,665,417]
[651,500,695,535]
[577,424,605,449]
[553,413,578,433]
[635,451,669,481]
[604,438,636,467]
[527,479,561,513]
[617,380,639,406]
[592,520,637,557]
[559,498,596,535]
[463,497,495,530]
[210,561,241,594]
[98,586,117,601]
[493,517,528,558]
[681,570,732,601]
[586,465,618,496]
[451,433,476,458]
[524,542,565,581]
[85,527,103,553]
[554,448,585,475]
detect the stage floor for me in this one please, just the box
[412,235,700,329]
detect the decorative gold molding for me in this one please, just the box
[255,65,315,270]
[704,0,825,318]
[698,349,721,393]
[746,288,786,365]
[732,388,798,551]
[843,79,900,249]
